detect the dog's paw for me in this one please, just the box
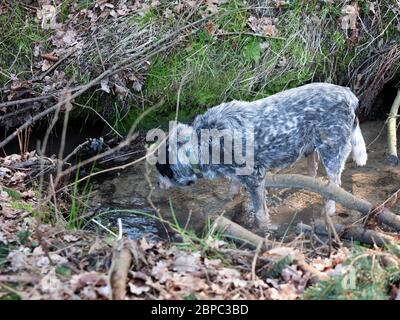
[323,200,336,217]
[253,212,278,235]
[256,220,279,236]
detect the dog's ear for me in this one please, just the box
[175,123,194,144]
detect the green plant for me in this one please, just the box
[16,230,31,245]
[3,187,22,200]
[0,292,21,300]
[0,242,10,269]
[304,246,400,300]
[67,161,96,229]
[11,201,34,213]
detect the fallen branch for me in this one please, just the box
[212,216,273,250]
[296,222,396,247]
[264,173,400,231]
[0,94,54,109]
[10,156,55,169]
[260,246,330,282]
[387,89,400,166]
[108,240,133,300]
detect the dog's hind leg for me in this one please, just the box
[307,151,319,177]
[324,171,341,215]
[318,142,352,216]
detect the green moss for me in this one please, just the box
[11,201,34,213]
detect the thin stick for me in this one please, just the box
[0,94,54,109]
[117,218,123,241]
[251,240,263,282]
[56,92,72,178]
[92,219,118,238]
[387,89,400,166]
[63,141,90,163]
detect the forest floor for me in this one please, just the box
[0,0,399,301]
[1,121,400,300]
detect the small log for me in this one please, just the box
[296,222,396,247]
[387,89,400,166]
[108,240,133,300]
[212,216,273,250]
[264,173,400,231]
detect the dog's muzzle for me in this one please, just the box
[158,175,174,190]
[157,174,197,189]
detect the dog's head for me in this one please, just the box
[155,123,198,189]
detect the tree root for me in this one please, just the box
[296,222,397,247]
[264,173,400,231]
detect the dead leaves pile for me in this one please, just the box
[1,230,351,300]
[104,238,352,300]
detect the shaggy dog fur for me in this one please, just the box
[155,83,368,229]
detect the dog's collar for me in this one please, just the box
[192,163,201,175]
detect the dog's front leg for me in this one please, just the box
[247,178,271,229]
[307,150,319,177]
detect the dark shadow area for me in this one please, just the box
[361,81,399,121]
[0,118,105,158]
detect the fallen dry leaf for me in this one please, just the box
[128,282,150,296]
[341,4,359,31]
[41,53,59,62]
[248,16,277,37]
[151,260,172,284]
[269,283,300,300]
[71,271,107,292]
[39,269,63,294]
[37,5,57,29]
[173,252,201,273]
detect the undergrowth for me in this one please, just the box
[0,3,51,89]
[3,1,398,134]
[304,245,400,300]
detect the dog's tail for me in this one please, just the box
[351,117,367,166]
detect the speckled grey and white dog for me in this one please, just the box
[155,83,367,229]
